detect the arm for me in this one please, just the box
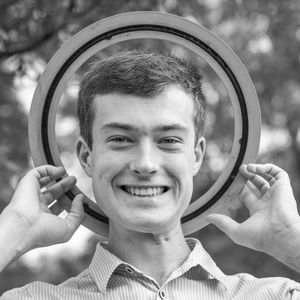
[0,165,85,272]
[207,163,300,273]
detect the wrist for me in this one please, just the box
[0,207,33,271]
[268,220,300,272]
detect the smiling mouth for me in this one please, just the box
[120,185,170,197]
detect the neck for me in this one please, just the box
[107,222,190,286]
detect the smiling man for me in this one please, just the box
[1,50,300,299]
[75,52,206,286]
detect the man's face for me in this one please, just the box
[77,85,205,234]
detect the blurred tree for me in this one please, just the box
[1,0,300,294]
[0,71,28,209]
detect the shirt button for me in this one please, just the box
[125,266,134,274]
[158,290,166,299]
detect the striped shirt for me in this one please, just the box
[2,238,300,299]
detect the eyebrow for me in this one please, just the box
[101,122,188,132]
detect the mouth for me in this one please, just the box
[120,185,170,197]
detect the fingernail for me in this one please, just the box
[239,164,247,171]
[70,176,77,183]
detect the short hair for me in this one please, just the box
[77,50,207,148]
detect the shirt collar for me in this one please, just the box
[89,241,123,293]
[89,238,229,293]
[184,238,229,289]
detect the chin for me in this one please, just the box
[121,215,181,234]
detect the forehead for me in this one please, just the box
[92,85,195,132]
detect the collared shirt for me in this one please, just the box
[1,238,300,299]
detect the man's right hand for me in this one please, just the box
[0,165,85,271]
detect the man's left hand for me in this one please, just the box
[207,163,300,271]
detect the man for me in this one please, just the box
[1,50,300,299]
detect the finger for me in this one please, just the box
[64,195,85,240]
[239,183,265,214]
[206,214,239,242]
[257,172,273,183]
[44,176,77,203]
[268,178,278,187]
[42,190,55,205]
[246,164,289,181]
[30,165,66,182]
[49,200,65,215]
[253,165,291,191]
[245,180,263,197]
[241,164,290,190]
[39,176,52,188]
[240,164,271,186]
[239,182,261,205]
[19,166,66,192]
[240,164,270,192]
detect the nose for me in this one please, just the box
[129,140,159,176]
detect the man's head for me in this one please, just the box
[77,50,207,149]
[76,50,207,234]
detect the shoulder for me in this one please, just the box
[1,281,82,300]
[0,280,79,300]
[1,282,51,300]
[0,268,98,300]
[223,272,300,299]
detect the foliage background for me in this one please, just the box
[1,0,300,293]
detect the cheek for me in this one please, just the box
[164,154,194,198]
[166,150,195,175]
[91,150,128,185]
[90,153,121,213]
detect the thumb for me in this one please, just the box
[64,194,86,240]
[206,214,239,242]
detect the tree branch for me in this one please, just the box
[0,0,76,60]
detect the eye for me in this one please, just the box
[160,137,180,143]
[159,137,182,145]
[107,136,132,143]
[161,138,176,144]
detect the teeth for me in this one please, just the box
[124,186,166,197]
[135,188,140,196]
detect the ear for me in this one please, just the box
[193,136,206,176]
[76,136,92,177]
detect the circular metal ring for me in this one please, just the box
[29,12,261,236]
